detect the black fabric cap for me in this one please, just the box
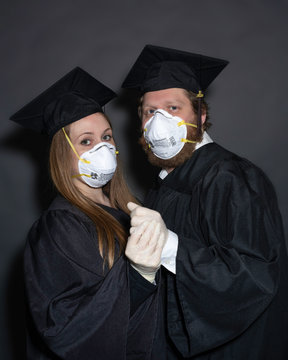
[122,45,229,94]
[10,67,116,136]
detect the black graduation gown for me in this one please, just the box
[24,195,161,360]
[144,143,288,359]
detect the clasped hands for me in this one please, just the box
[125,202,168,282]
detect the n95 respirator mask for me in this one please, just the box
[143,109,197,160]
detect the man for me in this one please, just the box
[122,45,288,359]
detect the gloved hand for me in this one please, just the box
[125,202,168,282]
[128,202,169,240]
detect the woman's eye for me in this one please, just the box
[80,139,91,146]
[169,106,178,111]
[103,134,112,141]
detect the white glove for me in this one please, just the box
[125,202,168,282]
[128,202,169,241]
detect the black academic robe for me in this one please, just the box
[144,143,288,360]
[24,195,161,360]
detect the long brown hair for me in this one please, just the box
[49,114,138,269]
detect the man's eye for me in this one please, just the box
[169,106,178,111]
[80,139,91,146]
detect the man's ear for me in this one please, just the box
[201,111,207,125]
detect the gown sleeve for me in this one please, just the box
[24,209,132,360]
[129,264,158,316]
[170,159,283,356]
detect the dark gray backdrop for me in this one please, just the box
[1,1,287,358]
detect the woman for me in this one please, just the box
[10,67,160,359]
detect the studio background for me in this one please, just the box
[0,1,287,358]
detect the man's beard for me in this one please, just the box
[139,125,203,169]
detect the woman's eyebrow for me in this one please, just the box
[75,131,94,141]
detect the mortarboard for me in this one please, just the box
[10,67,116,137]
[122,44,229,94]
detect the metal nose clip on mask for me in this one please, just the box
[143,109,197,160]
[62,128,118,188]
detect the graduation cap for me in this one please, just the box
[122,44,229,94]
[10,67,116,137]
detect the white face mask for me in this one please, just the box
[62,128,117,188]
[78,142,117,188]
[143,109,197,160]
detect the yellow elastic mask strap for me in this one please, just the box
[143,128,150,148]
[62,128,90,164]
[72,173,91,179]
[181,139,197,144]
[178,120,198,144]
[177,120,198,129]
